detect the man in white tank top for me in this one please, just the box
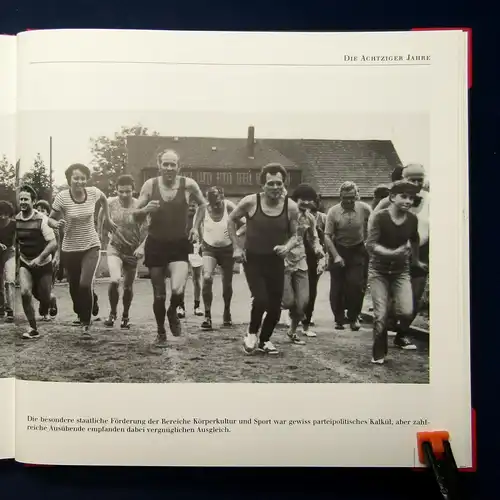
[194,186,238,330]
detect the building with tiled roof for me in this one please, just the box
[126,126,402,209]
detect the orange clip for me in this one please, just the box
[417,430,450,465]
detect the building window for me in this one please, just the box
[216,172,232,185]
[197,171,213,185]
[236,172,253,185]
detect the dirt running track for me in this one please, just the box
[13,273,429,383]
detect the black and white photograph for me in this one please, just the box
[15,111,430,384]
[0,115,16,379]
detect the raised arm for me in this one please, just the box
[96,189,117,233]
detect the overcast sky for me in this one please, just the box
[17,110,429,185]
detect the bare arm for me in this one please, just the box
[324,208,341,260]
[132,179,156,218]
[366,212,399,257]
[186,178,207,237]
[96,190,115,232]
[48,208,62,229]
[38,238,58,263]
[227,195,254,251]
[282,201,300,253]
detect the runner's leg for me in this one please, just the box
[243,255,269,335]
[64,251,83,319]
[201,254,217,324]
[106,253,122,320]
[19,267,37,332]
[122,263,136,320]
[192,264,202,312]
[369,270,390,362]
[219,250,235,324]
[393,272,417,350]
[150,266,167,335]
[259,256,285,348]
[37,269,53,321]
[167,261,189,336]
[78,247,100,327]
[4,253,15,319]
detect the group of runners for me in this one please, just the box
[0,148,429,364]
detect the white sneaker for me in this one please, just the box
[259,341,279,355]
[243,333,258,353]
[302,328,317,337]
[371,357,385,364]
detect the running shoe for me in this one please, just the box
[120,317,131,329]
[80,325,92,340]
[222,312,232,327]
[22,329,40,340]
[104,314,116,328]
[287,331,306,345]
[49,297,58,318]
[177,305,186,319]
[243,333,258,353]
[201,318,213,330]
[394,336,417,350]
[167,309,182,337]
[194,306,203,317]
[5,313,14,323]
[258,341,279,355]
[155,330,168,348]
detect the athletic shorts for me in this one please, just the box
[107,243,138,269]
[19,260,53,301]
[202,241,234,269]
[188,253,203,268]
[144,237,190,268]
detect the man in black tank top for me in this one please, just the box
[133,149,207,347]
[228,163,300,356]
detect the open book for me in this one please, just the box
[0,29,470,467]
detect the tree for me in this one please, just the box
[21,153,52,201]
[0,155,16,205]
[89,124,160,196]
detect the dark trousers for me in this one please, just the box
[63,247,100,326]
[243,253,285,343]
[329,242,368,324]
[303,254,320,327]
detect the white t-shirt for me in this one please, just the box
[52,187,103,252]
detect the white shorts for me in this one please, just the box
[188,253,203,268]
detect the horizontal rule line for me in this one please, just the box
[29,61,431,67]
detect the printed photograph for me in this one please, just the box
[14,111,430,384]
[0,115,16,378]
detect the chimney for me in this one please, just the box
[247,126,255,159]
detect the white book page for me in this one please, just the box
[14,29,470,467]
[0,35,16,460]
